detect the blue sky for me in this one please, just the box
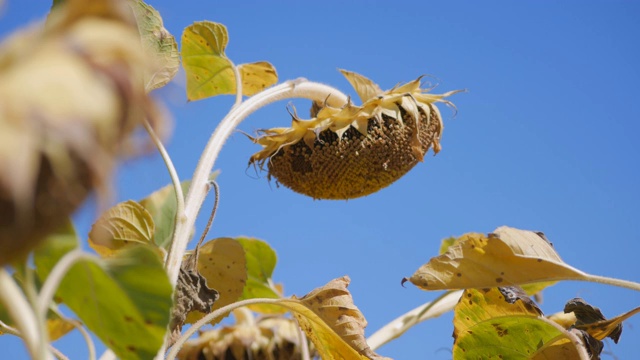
[2,1,640,359]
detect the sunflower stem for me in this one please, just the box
[165,80,349,287]
[0,268,52,360]
[582,274,640,291]
[367,290,462,350]
[142,120,185,265]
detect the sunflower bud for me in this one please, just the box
[249,70,461,200]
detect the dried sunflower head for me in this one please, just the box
[178,308,315,360]
[249,70,461,200]
[0,0,165,264]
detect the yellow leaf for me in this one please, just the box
[47,317,75,341]
[407,226,588,290]
[88,200,155,257]
[181,22,278,101]
[339,69,383,103]
[181,21,233,101]
[185,238,247,324]
[288,276,390,360]
[237,61,278,96]
[453,287,590,360]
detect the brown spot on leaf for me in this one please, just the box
[492,323,508,337]
[124,315,133,322]
[457,272,462,277]
[127,345,136,352]
[496,277,503,283]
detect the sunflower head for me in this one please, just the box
[177,308,316,360]
[249,70,461,200]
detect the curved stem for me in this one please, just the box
[166,298,281,360]
[143,119,185,262]
[37,250,96,318]
[582,274,640,291]
[0,320,68,360]
[230,60,243,107]
[0,268,49,359]
[64,317,96,360]
[165,79,349,286]
[367,290,462,351]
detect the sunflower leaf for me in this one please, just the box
[407,226,588,291]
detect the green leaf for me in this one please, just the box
[181,21,277,101]
[453,288,589,359]
[34,227,173,360]
[237,237,283,314]
[129,0,179,91]
[88,200,155,257]
[138,180,191,249]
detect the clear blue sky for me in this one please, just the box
[2,1,639,359]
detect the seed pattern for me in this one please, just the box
[267,106,440,199]
[248,71,460,200]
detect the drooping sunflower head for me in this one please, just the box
[249,70,461,200]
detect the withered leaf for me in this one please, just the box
[407,226,588,291]
[169,263,219,345]
[288,276,390,360]
[564,298,638,344]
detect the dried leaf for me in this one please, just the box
[184,238,247,324]
[565,298,636,344]
[88,200,155,257]
[339,69,383,103]
[238,61,278,96]
[407,226,588,291]
[169,265,219,345]
[453,287,590,360]
[129,0,179,91]
[288,276,390,360]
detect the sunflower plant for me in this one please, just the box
[1,1,639,360]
